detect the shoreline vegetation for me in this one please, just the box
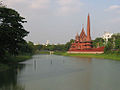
[0,55,32,72]
[1,51,120,72]
[0,7,32,72]
[53,51,120,61]
[33,51,120,61]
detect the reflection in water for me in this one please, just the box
[51,60,52,64]
[73,56,92,62]
[63,60,64,64]
[0,85,24,90]
[72,57,92,90]
[1,55,120,90]
[33,59,37,71]
[0,64,25,90]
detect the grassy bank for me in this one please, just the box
[54,52,120,61]
[35,51,50,54]
[0,55,32,72]
[9,55,32,63]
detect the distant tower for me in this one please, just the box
[45,40,49,46]
[87,14,91,41]
[75,32,79,43]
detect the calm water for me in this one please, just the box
[0,55,120,90]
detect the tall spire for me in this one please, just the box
[75,32,79,42]
[87,13,91,41]
[82,24,84,32]
[80,24,87,42]
[82,24,84,29]
[76,32,79,37]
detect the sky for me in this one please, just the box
[3,0,120,44]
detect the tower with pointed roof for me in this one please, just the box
[87,13,91,41]
[68,14,105,53]
[69,14,93,50]
[79,25,87,42]
[75,32,80,43]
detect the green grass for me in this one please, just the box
[36,51,50,54]
[0,55,32,72]
[9,55,32,63]
[54,51,120,61]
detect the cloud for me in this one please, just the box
[4,0,84,15]
[104,5,120,11]
[5,0,83,12]
[4,0,50,9]
[30,0,50,9]
[56,0,84,16]
[4,0,26,6]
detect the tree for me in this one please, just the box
[26,41,35,54]
[104,41,113,53]
[0,7,29,57]
[103,33,120,54]
[48,45,55,51]
[65,39,74,51]
[92,37,104,48]
[109,33,120,49]
[35,44,43,51]
[115,38,120,49]
[17,41,35,55]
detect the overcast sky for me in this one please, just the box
[3,0,120,44]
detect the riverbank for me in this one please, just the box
[36,51,50,54]
[9,55,32,63]
[54,52,120,61]
[0,55,32,72]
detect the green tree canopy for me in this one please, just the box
[109,33,120,49]
[92,37,104,48]
[65,39,74,51]
[0,7,29,57]
[104,41,113,53]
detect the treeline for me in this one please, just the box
[34,39,74,52]
[34,34,120,54]
[0,6,33,63]
[92,33,120,54]
[104,33,120,54]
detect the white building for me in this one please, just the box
[45,40,49,46]
[102,32,113,42]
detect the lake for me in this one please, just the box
[0,54,120,90]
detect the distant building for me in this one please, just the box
[45,40,49,46]
[102,32,113,42]
[41,40,50,46]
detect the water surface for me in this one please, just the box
[0,55,120,90]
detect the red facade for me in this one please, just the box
[69,14,93,51]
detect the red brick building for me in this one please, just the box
[69,14,92,50]
[69,14,104,53]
